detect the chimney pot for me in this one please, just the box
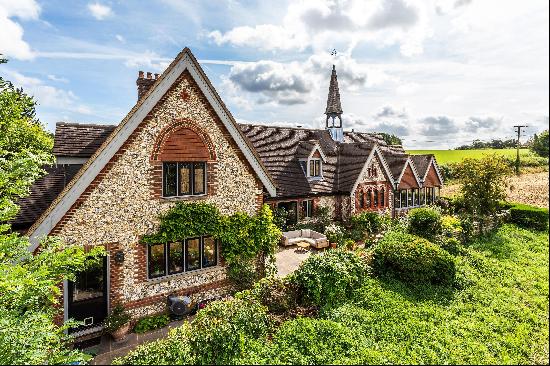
[138,71,144,78]
[154,73,159,79]
[146,72,152,79]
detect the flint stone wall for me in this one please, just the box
[54,71,263,317]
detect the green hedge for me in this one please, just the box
[408,208,442,240]
[373,231,456,286]
[509,203,549,231]
[291,249,368,307]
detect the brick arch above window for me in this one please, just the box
[151,120,216,162]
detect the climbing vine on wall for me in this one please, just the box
[140,202,282,289]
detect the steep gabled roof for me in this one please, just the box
[11,165,82,230]
[238,124,339,197]
[53,123,116,157]
[27,47,277,249]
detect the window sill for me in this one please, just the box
[146,265,223,285]
[307,176,324,182]
[160,194,208,201]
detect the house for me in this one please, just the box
[11,48,442,338]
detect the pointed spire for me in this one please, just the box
[325,65,343,115]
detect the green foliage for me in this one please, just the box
[377,132,402,146]
[142,203,281,290]
[323,223,344,244]
[530,130,549,157]
[104,304,131,333]
[408,207,442,240]
[349,211,387,241]
[188,298,271,365]
[241,318,362,365]
[0,67,54,225]
[454,154,512,217]
[509,203,549,231]
[113,324,195,365]
[134,313,170,334]
[237,276,298,315]
[292,249,368,307]
[141,202,222,244]
[373,231,456,285]
[115,226,548,365]
[0,236,105,364]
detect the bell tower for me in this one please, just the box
[325,65,344,142]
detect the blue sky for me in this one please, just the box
[1,0,548,149]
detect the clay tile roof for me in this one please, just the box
[10,165,82,230]
[410,154,433,179]
[325,65,343,115]
[337,142,376,192]
[53,122,116,157]
[384,153,409,182]
[238,123,409,197]
[238,124,340,197]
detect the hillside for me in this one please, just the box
[406,148,532,164]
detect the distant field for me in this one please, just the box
[406,148,531,164]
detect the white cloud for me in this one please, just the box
[47,74,69,83]
[88,2,113,20]
[0,0,40,60]
[115,34,125,43]
[4,69,92,115]
[208,0,431,56]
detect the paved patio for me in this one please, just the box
[88,318,189,365]
[275,244,321,277]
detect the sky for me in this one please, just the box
[0,0,548,149]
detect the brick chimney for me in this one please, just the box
[136,71,160,100]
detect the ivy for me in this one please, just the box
[141,202,222,244]
[141,202,282,289]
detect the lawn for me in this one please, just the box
[238,225,549,365]
[406,149,532,164]
[115,224,549,365]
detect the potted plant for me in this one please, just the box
[324,224,343,249]
[104,304,131,342]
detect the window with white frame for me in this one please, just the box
[308,159,322,177]
[301,199,314,218]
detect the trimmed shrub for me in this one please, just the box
[373,231,456,285]
[291,249,369,307]
[510,203,549,231]
[408,207,442,240]
[133,313,170,334]
[441,215,463,239]
[188,298,271,365]
[112,324,194,365]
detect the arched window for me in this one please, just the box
[373,188,379,207]
[366,189,372,208]
[152,125,215,198]
[359,190,365,208]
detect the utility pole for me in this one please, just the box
[513,125,528,175]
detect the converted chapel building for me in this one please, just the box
[12,48,442,339]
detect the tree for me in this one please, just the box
[377,133,402,146]
[0,58,104,364]
[454,154,512,217]
[530,130,549,157]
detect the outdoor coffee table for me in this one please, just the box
[296,241,311,252]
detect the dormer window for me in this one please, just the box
[309,159,322,177]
